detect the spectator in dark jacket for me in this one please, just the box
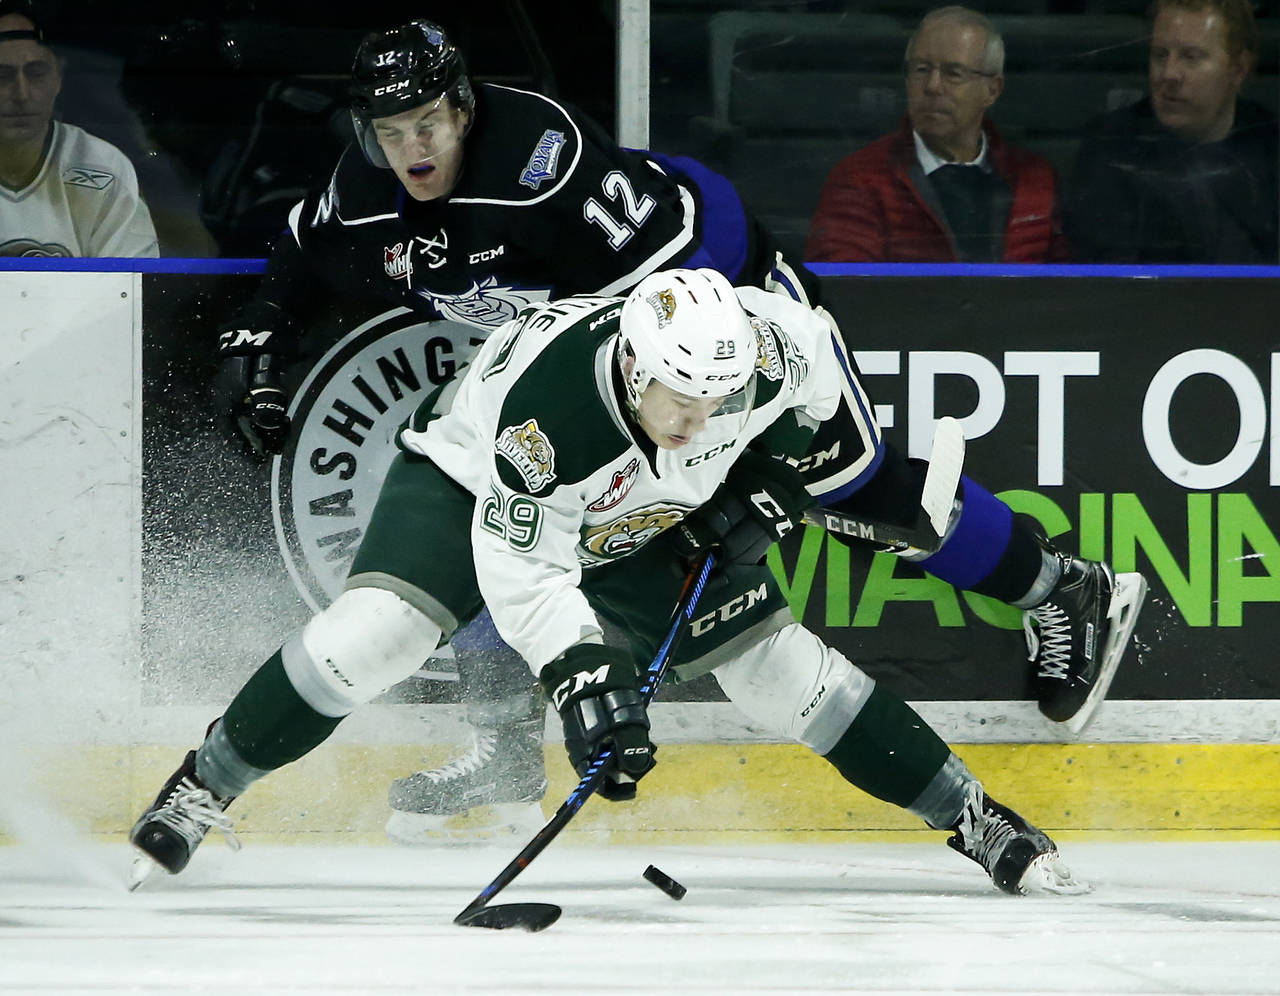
[806,6,1066,264]
[1066,0,1277,264]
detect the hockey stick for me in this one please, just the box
[803,416,965,555]
[453,551,717,932]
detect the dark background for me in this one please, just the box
[141,271,1280,705]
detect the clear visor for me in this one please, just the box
[369,93,469,170]
[634,376,756,449]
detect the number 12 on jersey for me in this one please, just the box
[583,171,656,250]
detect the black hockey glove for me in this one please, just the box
[538,644,655,802]
[214,321,292,457]
[673,449,815,568]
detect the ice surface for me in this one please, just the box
[2,837,1278,994]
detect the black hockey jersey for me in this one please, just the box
[261,83,790,334]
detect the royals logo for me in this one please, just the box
[519,129,566,190]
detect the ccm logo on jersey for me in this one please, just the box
[549,663,610,710]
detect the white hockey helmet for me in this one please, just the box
[616,268,758,421]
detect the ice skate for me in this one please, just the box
[1025,540,1148,734]
[385,720,547,844]
[128,750,238,882]
[947,783,1089,895]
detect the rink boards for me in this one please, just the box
[4,263,1280,841]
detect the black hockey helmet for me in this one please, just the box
[349,19,475,169]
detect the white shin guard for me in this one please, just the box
[711,623,874,755]
[282,587,444,718]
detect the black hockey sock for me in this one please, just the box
[821,683,952,809]
[216,649,345,773]
[962,513,1047,605]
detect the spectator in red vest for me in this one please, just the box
[806,6,1066,263]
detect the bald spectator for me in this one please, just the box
[806,6,1066,263]
[1066,0,1278,264]
[0,1,157,257]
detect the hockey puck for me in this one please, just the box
[643,864,687,901]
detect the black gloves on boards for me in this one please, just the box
[214,320,292,458]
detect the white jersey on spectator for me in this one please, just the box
[0,121,158,257]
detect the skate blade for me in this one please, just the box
[386,801,546,846]
[127,852,161,892]
[1018,852,1093,896]
[1061,572,1149,737]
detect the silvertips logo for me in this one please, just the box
[273,308,483,611]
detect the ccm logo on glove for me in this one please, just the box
[548,663,612,711]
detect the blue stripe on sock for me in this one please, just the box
[916,476,1012,590]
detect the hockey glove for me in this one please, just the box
[539,644,655,802]
[214,322,292,457]
[673,449,815,568]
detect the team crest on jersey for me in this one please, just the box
[581,503,688,560]
[62,166,115,190]
[416,276,552,329]
[496,418,557,492]
[751,317,785,382]
[588,458,640,512]
[645,288,677,328]
[519,129,566,189]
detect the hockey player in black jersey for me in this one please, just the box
[211,20,1147,847]
[214,18,821,844]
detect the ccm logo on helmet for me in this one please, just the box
[373,79,412,96]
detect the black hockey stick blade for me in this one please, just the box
[454,902,562,932]
[452,552,716,930]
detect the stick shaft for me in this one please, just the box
[453,551,716,924]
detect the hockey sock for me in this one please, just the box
[916,478,1045,604]
[821,683,952,810]
[208,650,345,781]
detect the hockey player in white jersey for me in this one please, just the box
[130,268,1104,897]
[0,4,157,257]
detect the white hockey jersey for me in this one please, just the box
[0,121,158,257]
[401,286,845,672]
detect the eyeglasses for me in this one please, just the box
[904,60,998,86]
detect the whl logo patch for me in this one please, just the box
[588,458,640,512]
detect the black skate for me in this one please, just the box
[1025,544,1148,734]
[385,720,547,844]
[128,750,238,885]
[947,784,1088,895]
